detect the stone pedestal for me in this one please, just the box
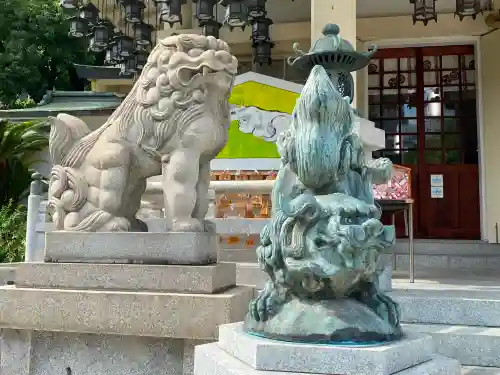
[0,238,253,375]
[194,323,461,375]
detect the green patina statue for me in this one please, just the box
[243,24,402,345]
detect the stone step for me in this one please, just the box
[402,324,500,367]
[463,367,500,374]
[389,288,500,326]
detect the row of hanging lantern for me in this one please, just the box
[410,0,488,26]
[61,0,162,77]
[62,0,282,74]
[192,0,276,65]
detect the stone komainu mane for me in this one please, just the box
[244,65,401,344]
[48,34,238,232]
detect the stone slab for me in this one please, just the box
[403,323,500,367]
[1,329,185,375]
[194,343,460,375]
[389,288,500,326]
[14,262,236,293]
[217,322,435,375]
[44,231,218,265]
[0,286,253,340]
[462,367,500,374]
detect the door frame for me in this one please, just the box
[363,35,486,241]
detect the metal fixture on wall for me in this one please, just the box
[134,22,154,49]
[119,0,146,23]
[220,0,248,30]
[194,0,222,38]
[194,0,216,23]
[154,0,185,27]
[455,0,482,20]
[410,0,438,25]
[246,0,267,19]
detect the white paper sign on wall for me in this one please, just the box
[430,186,444,199]
[430,174,444,187]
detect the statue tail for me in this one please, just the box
[48,113,92,165]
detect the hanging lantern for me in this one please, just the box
[68,16,89,38]
[134,22,154,49]
[202,19,222,38]
[251,17,272,42]
[246,0,266,19]
[104,45,117,65]
[88,21,112,52]
[135,51,149,70]
[60,0,79,9]
[119,0,146,23]
[220,0,247,30]
[252,39,274,66]
[455,0,482,21]
[120,57,137,77]
[114,34,135,59]
[155,0,185,27]
[78,2,99,26]
[410,0,438,26]
[193,0,216,24]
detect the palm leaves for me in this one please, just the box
[0,119,49,205]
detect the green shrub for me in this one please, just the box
[0,119,49,206]
[0,201,26,263]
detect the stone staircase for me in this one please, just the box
[389,278,500,374]
[236,262,500,374]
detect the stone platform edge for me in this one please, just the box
[44,231,218,264]
[194,343,461,375]
[0,286,253,340]
[217,322,435,375]
[15,262,236,294]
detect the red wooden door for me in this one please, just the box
[369,46,480,240]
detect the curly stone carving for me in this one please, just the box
[48,34,238,232]
[244,65,402,344]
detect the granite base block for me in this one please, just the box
[0,286,252,340]
[194,342,461,375]
[216,322,436,375]
[1,329,186,375]
[15,262,236,293]
[44,231,217,265]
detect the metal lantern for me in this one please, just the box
[120,0,146,23]
[105,38,123,64]
[114,34,135,59]
[288,24,377,105]
[246,0,266,19]
[455,0,482,21]
[410,0,438,26]
[78,2,99,26]
[134,22,154,49]
[60,0,79,9]
[104,45,117,65]
[68,16,89,38]
[251,17,272,42]
[252,40,274,65]
[220,0,247,30]
[120,57,137,77]
[135,51,149,70]
[194,0,216,24]
[155,0,184,27]
[202,19,222,38]
[88,21,112,52]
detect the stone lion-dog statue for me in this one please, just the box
[48,34,238,232]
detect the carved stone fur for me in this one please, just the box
[48,34,238,232]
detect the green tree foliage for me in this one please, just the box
[0,119,49,206]
[0,201,26,263]
[0,0,101,107]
